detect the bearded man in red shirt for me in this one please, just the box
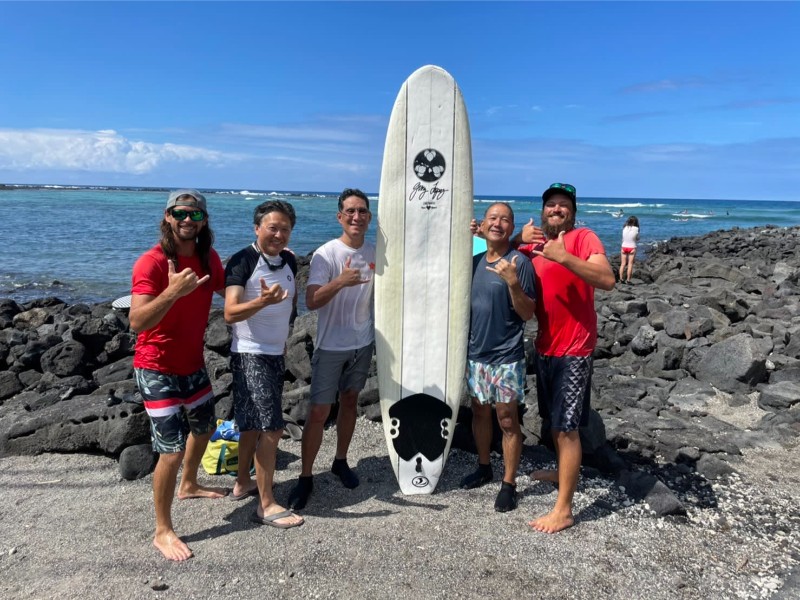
[515,183,615,533]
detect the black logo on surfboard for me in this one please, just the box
[413,149,446,182]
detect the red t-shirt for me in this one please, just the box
[131,245,225,375]
[520,229,605,357]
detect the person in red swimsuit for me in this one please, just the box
[619,216,640,284]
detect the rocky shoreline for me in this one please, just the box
[2,225,798,473]
[2,225,800,482]
[0,224,798,597]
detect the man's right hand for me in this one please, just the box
[258,278,289,305]
[520,218,545,245]
[470,218,485,238]
[337,256,370,287]
[167,260,210,298]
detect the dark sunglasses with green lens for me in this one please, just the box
[170,208,206,222]
[548,183,576,195]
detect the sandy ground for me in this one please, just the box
[0,419,798,600]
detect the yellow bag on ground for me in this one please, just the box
[202,438,240,475]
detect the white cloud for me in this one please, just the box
[219,122,371,143]
[485,105,529,117]
[0,128,237,174]
[621,77,717,94]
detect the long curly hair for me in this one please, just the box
[159,218,215,275]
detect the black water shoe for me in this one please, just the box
[331,458,360,489]
[494,481,518,512]
[460,464,493,489]
[287,475,313,510]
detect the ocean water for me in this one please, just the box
[1,186,798,306]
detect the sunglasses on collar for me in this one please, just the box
[253,244,288,271]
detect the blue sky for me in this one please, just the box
[0,1,798,200]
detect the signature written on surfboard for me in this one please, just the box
[409,182,448,210]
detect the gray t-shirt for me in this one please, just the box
[468,248,536,364]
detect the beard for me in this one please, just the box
[541,210,576,240]
[171,221,200,241]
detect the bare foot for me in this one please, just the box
[177,484,229,500]
[528,510,575,534]
[153,530,193,561]
[531,469,559,484]
[260,504,305,528]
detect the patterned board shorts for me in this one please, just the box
[230,352,286,432]
[134,367,216,454]
[465,359,526,406]
[534,353,593,432]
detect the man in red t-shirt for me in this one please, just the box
[129,189,227,561]
[516,183,615,534]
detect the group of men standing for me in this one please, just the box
[129,182,613,561]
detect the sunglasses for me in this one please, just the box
[340,207,370,216]
[548,183,576,195]
[253,243,288,271]
[170,208,206,222]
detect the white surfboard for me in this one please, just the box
[112,294,132,310]
[375,65,473,495]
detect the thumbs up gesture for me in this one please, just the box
[520,217,545,245]
[532,231,568,264]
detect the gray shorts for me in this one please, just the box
[231,352,286,432]
[310,343,374,405]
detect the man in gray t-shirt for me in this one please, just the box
[461,202,536,513]
[288,188,375,512]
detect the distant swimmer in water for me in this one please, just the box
[619,216,640,284]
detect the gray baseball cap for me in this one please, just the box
[166,189,207,212]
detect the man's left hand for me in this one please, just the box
[531,231,569,263]
[486,255,519,286]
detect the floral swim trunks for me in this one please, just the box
[465,359,526,405]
